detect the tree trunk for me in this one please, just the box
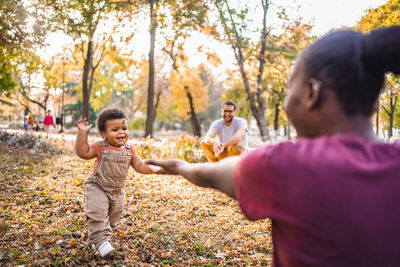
[375,99,379,136]
[219,0,270,141]
[163,40,202,137]
[235,50,269,141]
[184,86,201,137]
[390,94,398,138]
[152,90,162,130]
[82,41,93,119]
[389,112,393,138]
[388,96,392,138]
[255,0,269,126]
[274,103,280,131]
[382,92,398,139]
[144,0,157,137]
[389,95,394,138]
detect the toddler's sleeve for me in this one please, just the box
[89,141,102,159]
[130,147,141,165]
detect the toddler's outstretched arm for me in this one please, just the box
[133,159,163,174]
[75,118,96,160]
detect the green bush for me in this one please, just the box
[129,117,146,131]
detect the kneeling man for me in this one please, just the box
[202,100,248,162]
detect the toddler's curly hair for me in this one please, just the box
[97,108,127,132]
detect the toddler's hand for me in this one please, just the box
[147,164,163,173]
[145,159,189,175]
[77,118,93,132]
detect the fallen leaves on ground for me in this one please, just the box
[0,139,273,266]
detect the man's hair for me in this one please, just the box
[97,108,127,132]
[222,100,237,111]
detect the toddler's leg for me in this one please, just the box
[84,183,112,249]
[108,189,125,229]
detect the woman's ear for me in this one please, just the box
[306,78,322,109]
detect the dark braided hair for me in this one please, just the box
[300,26,400,116]
[97,108,127,132]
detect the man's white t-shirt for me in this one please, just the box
[210,117,248,150]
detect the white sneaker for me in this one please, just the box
[98,241,115,257]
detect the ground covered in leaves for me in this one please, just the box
[0,134,272,266]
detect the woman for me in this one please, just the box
[147,26,400,266]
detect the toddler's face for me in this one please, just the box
[101,118,129,147]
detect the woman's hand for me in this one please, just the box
[145,157,239,199]
[144,159,190,175]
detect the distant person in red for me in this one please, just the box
[147,26,400,266]
[43,110,55,137]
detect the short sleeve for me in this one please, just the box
[90,141,103,159]
[210,120,221,134]
[238,118,248,131]
[130,147,141,165]
[234,145,276,221]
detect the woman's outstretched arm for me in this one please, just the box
[145,156,240,199]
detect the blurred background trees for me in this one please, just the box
[356,0,400,138]
[0,0,399,140]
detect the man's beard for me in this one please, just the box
[224,117,233,123]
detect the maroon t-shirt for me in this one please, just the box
[234,134,400,267]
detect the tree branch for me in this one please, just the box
[381,104,389,116]
[18,85,47,111]
[255,0,269,114]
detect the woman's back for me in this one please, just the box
[147,26,400,267]
[235,134,400,266]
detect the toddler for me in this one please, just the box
[75,108,159,257]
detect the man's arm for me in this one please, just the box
[202,128,218,145]
[222,127,246,148]
[145,156,240,199]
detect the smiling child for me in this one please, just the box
[75,108,160,257]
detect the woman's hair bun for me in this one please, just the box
[362,26,400,75]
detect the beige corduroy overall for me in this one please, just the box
[84,141,132,248]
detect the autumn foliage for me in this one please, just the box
[169,67,209,120]
[0,132,272,266]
